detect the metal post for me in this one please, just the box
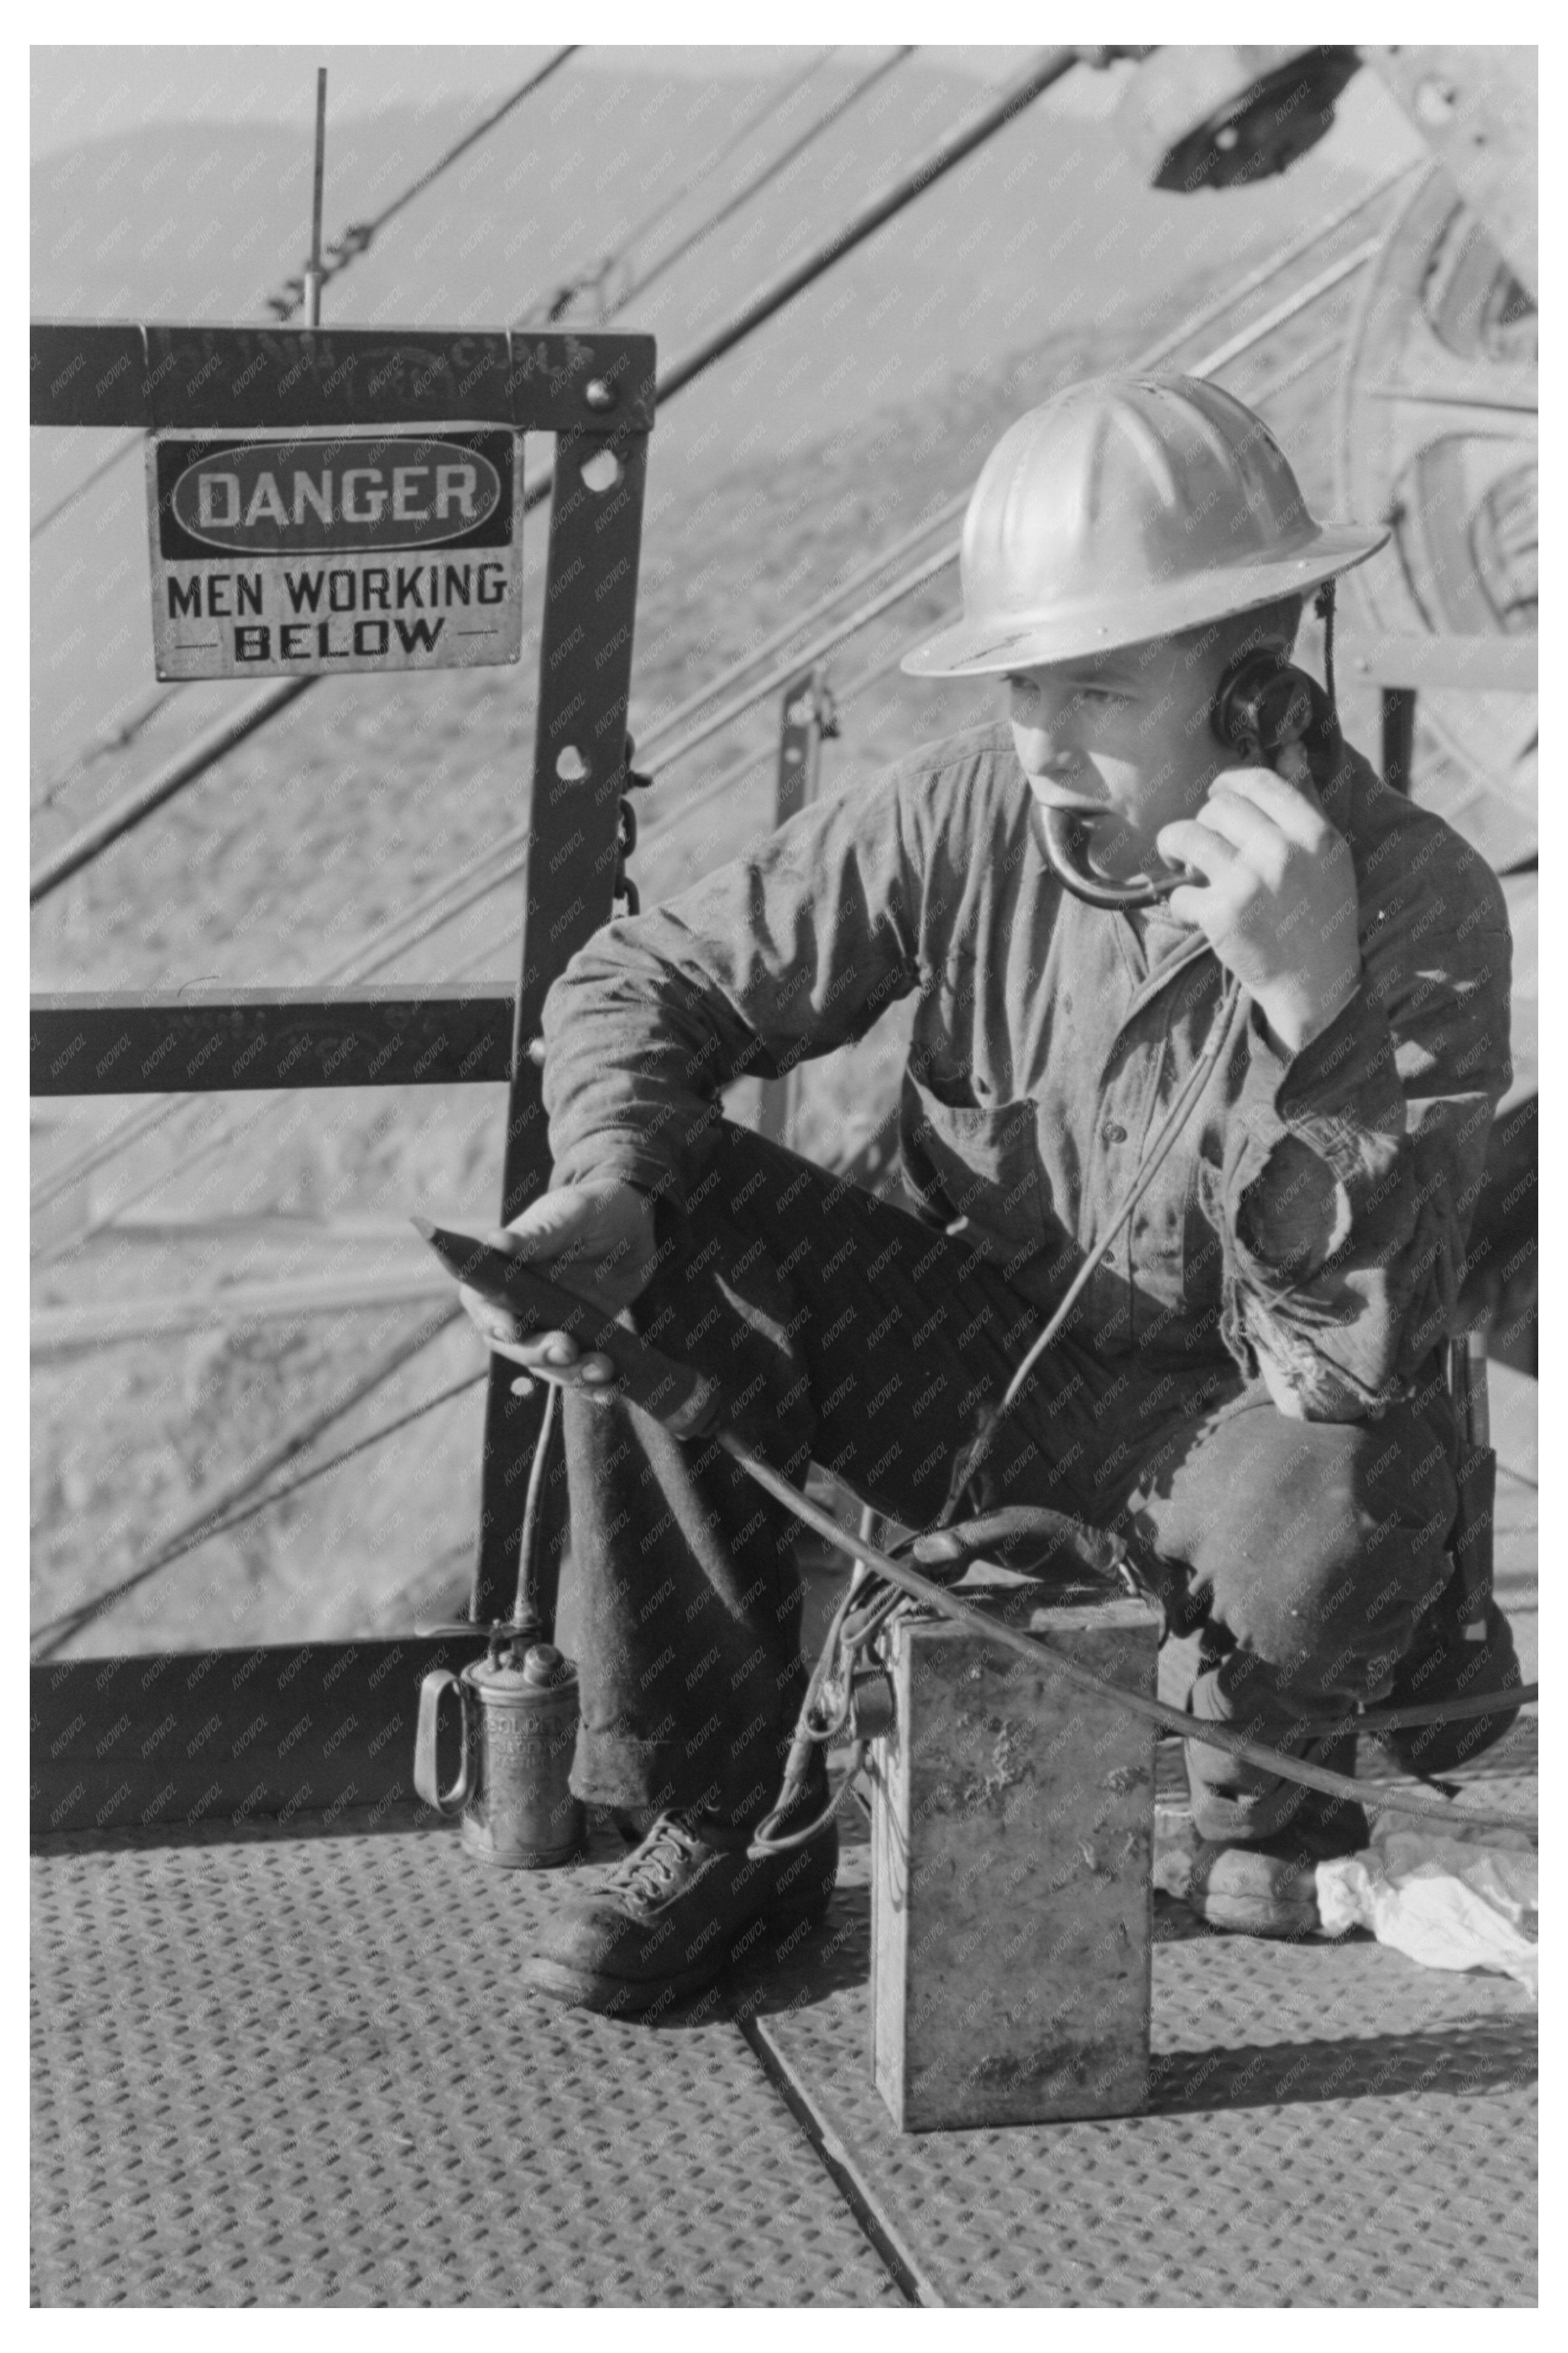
[1381,685,1417,794]
[470,427,650,1629]
[758,666,836,1147]
[303,69,328,327]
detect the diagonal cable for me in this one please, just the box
[29,49,582,547]
[33,1356,483,1659]
[618,48,915,313]
[513,48,837,328]
[268,48,578,322]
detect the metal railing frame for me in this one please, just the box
[31,320,655,1791]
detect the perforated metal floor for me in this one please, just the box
[742,1810,1538,2309]
[34,1784,1535,2308]
[30,1816,903,2309]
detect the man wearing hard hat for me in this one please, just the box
[462,376,1518,2015]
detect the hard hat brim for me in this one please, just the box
[899,526,1389,679]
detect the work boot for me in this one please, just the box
[521,1801,839,2018]
[1186,1803,1369,1940]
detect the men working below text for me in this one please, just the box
[462,374,1518,2014]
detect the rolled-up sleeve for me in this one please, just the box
[541,771,924,1208]
[1217,870,1512,1420]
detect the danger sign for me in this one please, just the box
[146,426,522,680]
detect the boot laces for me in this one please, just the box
[604,1810,706,1904]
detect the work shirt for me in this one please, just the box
[542,720,1512,1421]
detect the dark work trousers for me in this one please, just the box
[560,1120,1458,1840]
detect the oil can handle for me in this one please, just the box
[414,1668,471,1816]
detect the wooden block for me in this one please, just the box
[870,1579,1161,2132]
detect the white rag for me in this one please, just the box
[1316,1808,1538,1995]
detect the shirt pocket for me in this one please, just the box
[899,1072,1050,1261]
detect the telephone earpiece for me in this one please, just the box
[1209,651,1331,762]
[1038,652,1333,910]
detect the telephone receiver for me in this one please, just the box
[1036,652,1333,912]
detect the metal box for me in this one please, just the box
[869,1576,1161,2132]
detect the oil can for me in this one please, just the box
[414,1642,586,1867]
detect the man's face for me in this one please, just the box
[1005,626,1248,885]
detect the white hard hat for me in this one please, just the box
[902,373,1387,677]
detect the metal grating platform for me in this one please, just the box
[30,1815,904,2309]
[34,1775,1536,2307]
[739,1816,1538,2309]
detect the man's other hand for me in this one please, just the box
[1155,743,1362,1055]
[458,1179,658,1396]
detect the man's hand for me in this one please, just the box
[1155,745,1362,1055]
[458,1179,658,1398]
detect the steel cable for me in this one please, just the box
[267,49,578,323]
[651,47,1080,408]
[610,48,915,314]
[28,50,583,550]
[31,1304,462,1647]
[33,1359,484,1658]
[513,49,837,328]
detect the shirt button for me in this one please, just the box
[1102,1120,1128,1146]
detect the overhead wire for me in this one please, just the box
[33,1359,485,1659]
[513,48,837,327]
[29,430,143,544]
[651,47,1080,408]
[27,49,581,548]
[32,1306,459,1650]
[267,48,578,323]
[1128,158,1422,373]
[611,48,915,316]
[32,687,180,815]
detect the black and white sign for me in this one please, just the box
[146,425,523,679]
